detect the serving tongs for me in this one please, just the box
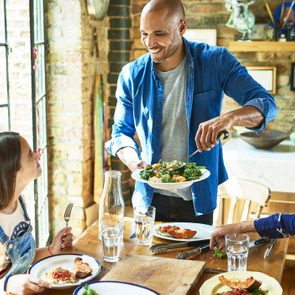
[150,239,210,255]
[169,129,229,173]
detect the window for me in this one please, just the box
[0,0,49,246]
[30,0,49,246]
[0,0,10,131]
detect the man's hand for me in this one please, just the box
[195,113,233,152]
[195,106,263,152]
[6,274,50,294]
[128,160,149,172]
[117,147,149,172]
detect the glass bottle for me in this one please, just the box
[98,170,125,239]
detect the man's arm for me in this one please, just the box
[195,47,277,151]
[195,105,264,151]
[117,147,148,172]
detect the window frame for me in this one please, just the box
[0,0,11,130]
[30,0,49,247]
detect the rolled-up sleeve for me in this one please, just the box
[254,213,295,238]
[105,65,138,156]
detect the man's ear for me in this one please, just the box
[179,19,187,36]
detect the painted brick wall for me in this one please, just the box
[46,0,109,236]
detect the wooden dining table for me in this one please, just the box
[42,217,289,295]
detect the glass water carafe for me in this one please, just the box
[98,170,125,239]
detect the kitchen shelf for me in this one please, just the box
[228,41,295,52]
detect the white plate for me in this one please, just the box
[131,168,210,190]
[153,222,216,242]
[28,253,102,289]
[73,281,160,295]
[199,271,282,295]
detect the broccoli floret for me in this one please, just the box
[139,167,154,180]
[183,163,202,180]
[161,173,174,183]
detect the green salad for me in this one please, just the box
[139,159,205,183]
[82,285,99,295]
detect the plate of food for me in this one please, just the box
[28,253,102,289]
[131,160,210,190]
[153,222,216,242]
[74,281,160,295]
[199,271,282,295]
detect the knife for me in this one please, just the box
[264,239,276,260]
[176,244,210,259]
[150,239,210,254]
[249,237,270,249]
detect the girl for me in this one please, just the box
[0,132,73,294]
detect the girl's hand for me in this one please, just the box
[49,227,73,255]
[6,274,50,294]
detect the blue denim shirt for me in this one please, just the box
[254,213,295,238]
[0,196,36,291]
[105,38,278,214]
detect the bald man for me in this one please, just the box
[106,0,277,224]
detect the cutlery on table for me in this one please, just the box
[264,238,276,260]
[203,267,225,274]
[64,202,74,227]
[249,237,270,249]
[150,239,210,255]
[176,243,210,260]
[169,130,229,173]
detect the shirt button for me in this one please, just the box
[8,244,13,250]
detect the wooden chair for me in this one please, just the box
[216,178,271,225]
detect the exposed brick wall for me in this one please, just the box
[106,0,133,204]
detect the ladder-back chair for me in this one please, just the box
[216,177,271,225]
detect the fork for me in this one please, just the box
[169,130,229,173]
[64,202,74,227]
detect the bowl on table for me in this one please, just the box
[239,130,289,149]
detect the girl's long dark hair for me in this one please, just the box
[0,132,21,210]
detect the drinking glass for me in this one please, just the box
[134,206,156,246]
[225,233,249,272]
[102,226,122,263]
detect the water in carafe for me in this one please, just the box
[98,170,125,239]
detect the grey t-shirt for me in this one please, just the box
[155,57,192,201]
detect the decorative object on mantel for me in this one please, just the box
[239,130,289,149]
[225,0,255,41]
[246,66,276,95]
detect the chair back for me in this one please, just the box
[217,178,271,225]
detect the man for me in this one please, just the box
[105,0,277,224]
[210,213,295,248]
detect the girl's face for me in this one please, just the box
[16,136,42,186]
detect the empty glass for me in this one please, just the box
[102,226,122,263]
[134,206,156,246]
[225,233,249,272]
